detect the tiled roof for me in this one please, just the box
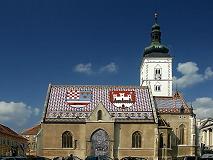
[154,91,192,114]
[0,123,27,141]
[21,124,41,135]
[43,85,156,121]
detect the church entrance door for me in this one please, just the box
[91,129,110,156]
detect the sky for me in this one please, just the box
[0,0,213,132]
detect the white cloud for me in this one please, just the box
[173,62,213,88]
[73,63,93,74]
[99,62,118,73]
[73,62,118,75]
[204,67,213,79]
[34,108,40,116]
[192,97,213,119]
[0,101,40,127]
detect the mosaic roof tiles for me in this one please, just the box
[154,92,192,114]
[44,85,155,120]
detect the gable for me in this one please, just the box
[87,102,113,122]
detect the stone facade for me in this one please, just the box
[36,85,197,160]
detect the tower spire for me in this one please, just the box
[143,13,170,57]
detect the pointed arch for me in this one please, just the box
[91,129,109,156]
[62,131,73,148]
[179,124,185,144]
[132,131,142,148]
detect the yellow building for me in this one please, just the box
[37,15,198,160]
[0,123,28,156]
[21,124,41,156]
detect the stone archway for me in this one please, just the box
[91,129,110,156]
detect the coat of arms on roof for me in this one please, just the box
[109,91,136,108]
[66,90,92,107]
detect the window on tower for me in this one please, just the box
[154,68,162,80]
[154,85,161,92]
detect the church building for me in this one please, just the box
[37,15,198,160]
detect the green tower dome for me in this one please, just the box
[144,13,170,57]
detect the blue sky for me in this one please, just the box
[0,0,213,132]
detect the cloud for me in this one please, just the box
[173,62,213,88]
[73,63,93,75]
[0,101,40,127]
[73,62,118,75]
[99,62,118,73]
[192,97,213,119]
[204,67,213,79]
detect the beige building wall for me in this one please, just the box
[159,114,197,157]
[38,122,158,160]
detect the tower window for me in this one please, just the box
[154,85,161,92]
[154,68,162,80]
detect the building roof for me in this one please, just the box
[0,123,27,141]
[154,91,192,114]
[199,118,213,129]
[21,124,41,135]
[43,85,157,122]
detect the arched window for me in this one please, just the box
[97,110,102,120]
[159,133,164,148]
[132,131,141,148]
[179,124,185,144]
[167,133,171,148]
[62,131,73,148]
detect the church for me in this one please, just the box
[37,15,198,160]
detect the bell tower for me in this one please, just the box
[140,13,173,97]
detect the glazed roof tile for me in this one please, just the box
[154,92,192,114]
[43,85,156,121]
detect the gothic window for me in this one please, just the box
[179,124,185,145]
[132,131,141,148]
[97,110,102,120]
[154,85,161,92]
[154,68,162,80]
[159,133,164,148]
[167,133,171,148]
[62,131,73,148]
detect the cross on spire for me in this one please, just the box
[154,12,158,24]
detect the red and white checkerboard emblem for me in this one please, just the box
[66,90,92,107]
[66,90,80,100]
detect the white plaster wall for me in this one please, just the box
[140,57,173,97]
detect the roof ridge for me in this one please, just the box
[50,84,148,88]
